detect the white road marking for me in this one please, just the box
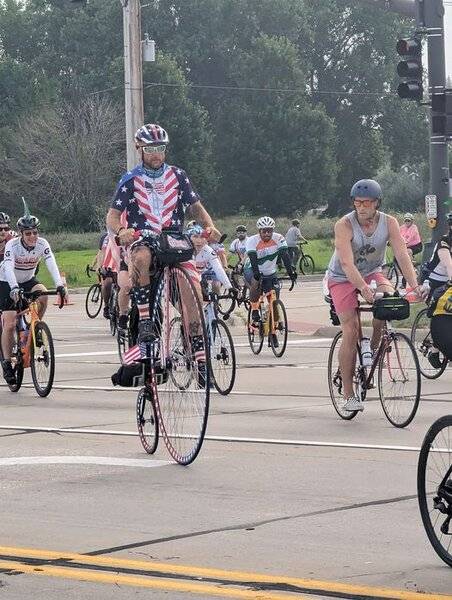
[0,456,170,468]
[0,425,426,452]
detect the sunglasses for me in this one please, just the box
[0,226,10,232]
[23,230,38,237]
[353,199,377,208]
[142,144,167,154]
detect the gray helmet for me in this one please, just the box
[0,212,10,225]
[236,225,247,233]
[350,179,382,200]
[292,219,300,226]
[17,214,40,231]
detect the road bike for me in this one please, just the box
[247,276,292,358]
[327,295,421,428]
[85,265,103,318]
[203,280,236,395]
[121,230,210,465]
[418,415,452,567]
[297,241,315,275]
[411,306,448,379]
[1,289,64,397]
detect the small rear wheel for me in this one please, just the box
[30,321,55,397]
[85,283,102,318]
[210,320,236,395]
[327,332,359,420]
[136,386,159,454]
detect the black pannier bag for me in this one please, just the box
[156,231,194,265]
[372,296,410,321]
[111,363,144,387]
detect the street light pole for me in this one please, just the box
[122,0,144,170]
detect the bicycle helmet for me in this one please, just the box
[0,212,10,225]
[292,219,300,226]
[236,225,247,233]
[256,216,275,229]
[403,213,414,221]
[135,123,169,145]
[186,224,203,236]
[17,214,40,231]
[350,179,382,200]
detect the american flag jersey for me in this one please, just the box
[111,164,200,234]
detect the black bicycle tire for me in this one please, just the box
[327,332,359,420]
[136,386,159,454]
[85,283,103,318]
[270,299,288,358]
[109,287,118,336]
[411,308,448,380]
[8,327,24,393]
[247,307,264,355]
[150,265,210,465]
[30,321,55,397]
[378,331,420,428]
[299,254,315,275]
[418,415,452,568]
[210,319,236,395]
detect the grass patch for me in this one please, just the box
[38,249,97,289]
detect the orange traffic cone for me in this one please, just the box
[54,271,74,306]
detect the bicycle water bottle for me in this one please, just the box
[361,337,372,367]
[422,280,430,294]
[370,279,377,292]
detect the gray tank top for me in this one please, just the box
[327,211,389,283]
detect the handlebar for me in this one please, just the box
[85,264,97,278]
[115,228,228,246]
[17,289,65,310]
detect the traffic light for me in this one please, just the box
[396,36,423,101]
[431,91,452,138]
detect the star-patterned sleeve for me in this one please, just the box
[175,168,200,207]
[111,177,134,212]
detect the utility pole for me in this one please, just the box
[121,0,144,170]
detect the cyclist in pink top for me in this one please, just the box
[399,213,422,258]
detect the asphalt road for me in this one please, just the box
[0,282,451,599]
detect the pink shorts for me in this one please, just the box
[328,272,389,315]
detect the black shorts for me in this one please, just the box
[408,242,423,256]
[0,278,40,312]
[431,315,452,361]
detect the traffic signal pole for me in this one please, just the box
[360,0,450,248]
[422,0,449,244]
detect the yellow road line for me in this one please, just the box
[0,545,449,600]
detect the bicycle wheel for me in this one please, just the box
[136,386,159,455]
[30,321,55,397]
[378,332,420,428]
[85,283,103,318]
[149,265,210,465]
[8,328,24,393]
[298,254,315,275]
[327,332,359,420]
[109,287,118,336]
[411,308,448,379]
[210,319,236,395]
[418,415,452,567]
[247,306,264,354]
[270,299,288,358]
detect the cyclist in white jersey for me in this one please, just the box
[244,216,297,327]
[229,225,248,264]
[187,224,232,294]
[0,209,65,384]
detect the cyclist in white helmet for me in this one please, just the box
[244,216,297,328]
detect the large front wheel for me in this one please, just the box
[378,332,420,428]
[30,321,55,397]
[418,415,452,567]
[150,266,210,465]
[210,319,236,395]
